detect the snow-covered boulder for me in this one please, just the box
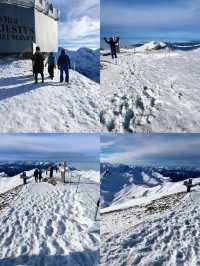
[0,172,8,178]
[138,41,167,51]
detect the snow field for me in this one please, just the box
[0,59,100,132]
[0,171,100,266]
[101,47,200,132]
[101,191,200,266]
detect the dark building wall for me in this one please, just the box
[0,3,35,53]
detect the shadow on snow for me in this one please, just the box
[0,75,70,101]
[0,249,99,266]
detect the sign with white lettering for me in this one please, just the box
[0,4,35,53]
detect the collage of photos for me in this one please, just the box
[0,0,200,266]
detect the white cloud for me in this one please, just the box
[54,0,100,49]
[101,0,200,28]
[101,137,200,164]
[60,16,99,40]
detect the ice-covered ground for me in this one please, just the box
[101,43,200,132]
[0,59,100,132]
[101,170,200,265]
[0,170,100,266]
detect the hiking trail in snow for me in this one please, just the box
[101,48,200,132]
[0,172,100,266]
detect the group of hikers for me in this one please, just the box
[31,46,71,84]
[20,163,69,185]
[33,168,43,183]
[104,36,120,59]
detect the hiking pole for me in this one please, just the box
[94,198,100,221]
[76,174,81,193]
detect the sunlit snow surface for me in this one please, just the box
[0,59,100,132]
[0,170,100,266]
[101,45,200,132]
[100,164,200,266]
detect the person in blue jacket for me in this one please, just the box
[46,52,56,80]
[57,49,71,83]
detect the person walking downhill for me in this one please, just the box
[104,37,120,59]
[57,49,71,83]
[34,169,39,183]
[46,52,56,80]
[32,46,45,83]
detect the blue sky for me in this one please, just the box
[101,134,200,167]
[0,134,99,169]
[101,0,200,44]
[53,0,100,50]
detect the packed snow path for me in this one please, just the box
[101,190,200,266]
[0,181,100,266]
[101,49,200,132]
[0,59,100,132]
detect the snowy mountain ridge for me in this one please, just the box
[101,163,200,210]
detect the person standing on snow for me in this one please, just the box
[32,46,45,83]
[39,169,43,182]
[104,37,120,59]
[49,166,54,179]
[46,52,56,80]
[57,49,71,83]
[34,169,39,183]
[21,171,27,185]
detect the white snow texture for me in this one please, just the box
[101,43,200,132]
[0,170,100,266]
[0,58,100,132]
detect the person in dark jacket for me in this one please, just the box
[34,169,39,183]
[49,166,54,178]
[57,49,71,83]
[32,46,45,83]
[39,169,43,182]
[104,37,120,59]
[46,52,56,80]
[21,171,27,185]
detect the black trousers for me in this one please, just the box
[35,71,44,83]
[111,47,117,59]
[48,65,54,79]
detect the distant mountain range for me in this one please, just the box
[101,163,200,207]
[0,161,77,177]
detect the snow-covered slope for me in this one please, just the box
[0,59,100,132]
[101,164,173,208]
[68,48,100,83]
[0,168,100,195]
[101,163,200,265]
[101,189,200,266]
[0,170,100,266]
[101,44,200,132]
